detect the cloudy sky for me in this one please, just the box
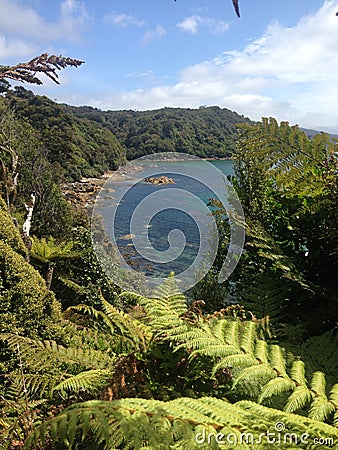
[1,0,338,132]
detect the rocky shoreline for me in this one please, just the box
[62,171,126,208]
[62,157,231,208]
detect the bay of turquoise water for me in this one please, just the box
[100,159,234,278]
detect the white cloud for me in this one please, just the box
[142,25,166,45]
[86,0,338,132]
[23,0,338,133]
[59,0,90,41]
[177,15,229,34]
[0,0,89,46]
[0,36,38,58]
[103,12,144,28]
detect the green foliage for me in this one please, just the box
[0,98,74,239]
[63,105,252,160]
[1,275,337,449]
[200,117,337,334]
[52,227,121,309]
[1,332,115,399]
[23,397,338,449]
[5,88,126,181]
[0,240,62,338]
[30,236,76,264]
[0,198,27,257]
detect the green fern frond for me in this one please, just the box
[152,273,183,299]
[100,295,151,347]
[212,354,257,375]
[254,340,269,364]
[6,373,59,398]
[238,400,338,446]
[284,387,313,413]
[65,299,151,353]
[259,377,294,404]
[1,333,115,398]
[289,360,307,387]
[120,277,187,339]
[310,371,327,396]
[53,369,112,395]
[329,384,338,405]
[308,396,335,422]
[23,397,338,450]
[269,345,288,376]
[232,364,275,390]
[224,320,240,346]
[239,321,256,355]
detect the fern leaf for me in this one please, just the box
[269,345,288,376]
[53,369,112,394]
[212,354,257,375]
[255,339,269,364]
[329,384,338,406]
[308,396,335,422]
[239,321,256,355]
[310,371,327,396]
[284,386,313,413]
[290,360,308,387]
[232,364,275,390]
[259,377,294,404]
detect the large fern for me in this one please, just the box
[23,397,338,449]
[3,277,338,449]
[163,310,338,425]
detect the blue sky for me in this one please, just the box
[1,0,338,132]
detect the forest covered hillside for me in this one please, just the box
[4,87,126,181]
[62,104,252,160]
[3,87,252,180]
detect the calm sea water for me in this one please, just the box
[99,159,234,278]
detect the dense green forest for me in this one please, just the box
[2,87,252,182]
[4,88,126,181]
[63,104,252,160]
[0,73,338,447]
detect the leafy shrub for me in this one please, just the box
[0,240,62,339]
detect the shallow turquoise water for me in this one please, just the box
[99,159,234,278]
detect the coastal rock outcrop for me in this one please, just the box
[144,176,175,185]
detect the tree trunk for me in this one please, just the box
[22,193,35,254]
[45,263,54,290]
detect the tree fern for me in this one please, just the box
[120,273,188,338]
[23,397,338,450]
[3,277,338,449]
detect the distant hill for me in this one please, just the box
[301,127,338,139]
[4,87,335,182]
[62,105,253,160]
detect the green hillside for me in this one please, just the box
[5,87,252,180]
[63,104,252,160]
[5,87,126,181]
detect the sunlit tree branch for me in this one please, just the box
[0,53,84,86]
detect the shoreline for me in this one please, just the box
[63,158,233,208]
